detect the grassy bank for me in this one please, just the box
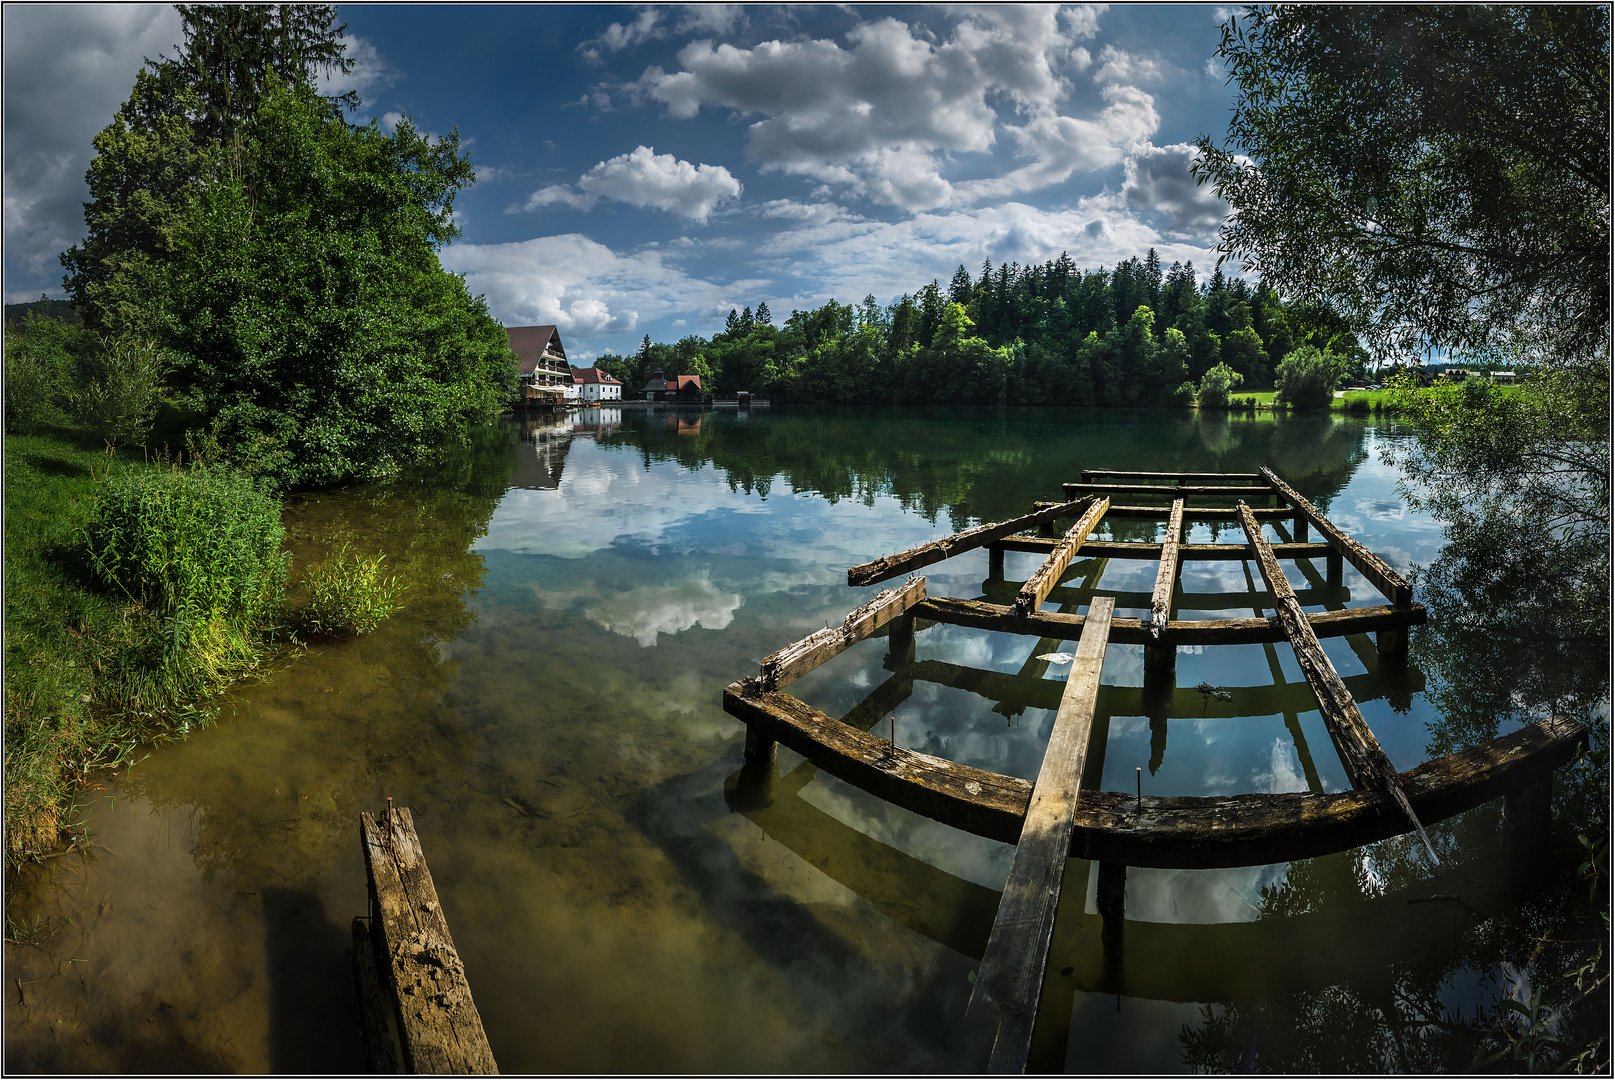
[4,411,402,862]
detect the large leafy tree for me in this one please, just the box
[1195,5,1609,366]
[62,4,513,487]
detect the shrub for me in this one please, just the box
[299,544,404,637]
[3,312,96,433]
[1171,380,1197,407]
[1274,345,1346,409]
[1343,395,1371,415]
[82,463,288,631]
[1197,363,1245,409]
[73,336,170,447]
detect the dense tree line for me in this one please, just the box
[595,254,1368,406]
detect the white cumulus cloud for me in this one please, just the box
[517,146,741,222]
[1122,141,1230,235]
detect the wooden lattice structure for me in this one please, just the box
[722,467,1586,1073]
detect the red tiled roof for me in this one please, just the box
[675,374,702,391]
[572,366,621,385]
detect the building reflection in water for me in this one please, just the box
[513,408,623,490]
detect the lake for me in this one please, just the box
[4,405,1597,1072]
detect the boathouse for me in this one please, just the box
[507,324,572,404]
[642,367,704,401]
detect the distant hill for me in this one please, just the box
[4,298,80,326]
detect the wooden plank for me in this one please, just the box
[1149,500,1185,639]
[1064,482,1279,498]
[1235,503,1436,861]
[1260,466,1413,606]
[981,577,1351,613]
[913,595,1425,646]
[361,808,498,1075]
[1081,469,1263,482]
[759,576,927,691]
[892,655,1421,720]
[847,499,1094,587]
[351,917,402,1073]
[992,537,1335,561]
[1014,498,1108,615]
[1033,500,1289,521]
[723,682,1585,869]
[968,598,1114,1072]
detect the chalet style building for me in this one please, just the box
[642,367,705,402]
[507,325,571,403]
[572,366,623,401]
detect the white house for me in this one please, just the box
[573,367,623,401]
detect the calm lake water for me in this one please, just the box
[4,406,1597,1072]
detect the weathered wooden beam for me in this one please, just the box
[892,654,1421,720]
[969,598,1114,1072]
[913,595,1425,647]
[722,682,1585,869]
[981,577,1351,613]
[1260,467,1413,607]
[1235,503,1436,862]
[992,537,1335,561]
[1015,499,1108,615]
[1033,500,1290,521]
[1081,469,1263,482]
[759,576,927,691]
[360,807,498,1075]
[351,917,402,1073]
[1064,482,1280,499]
[1149,500,1185,639]
[847,499,1095,587]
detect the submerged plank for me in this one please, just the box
[723,682,1585,868]
[990,537,1336,561]
[361,807,498,1074]
[1260,467,1413,606]
[1149,499,1186,638]
[1064,482,1279,498]
[981,577,1351,613]
[848,499,1094,587]
[969,599,1114,1072]
[1015,499,1108,615]
[759,576,927,691]
[1081,469,1263,482]
[1236,503,1435,861]
[1033,500,1290,521]
[913,594,1425,646]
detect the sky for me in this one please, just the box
[3,4,1247,360]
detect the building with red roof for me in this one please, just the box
[572,365,623,402]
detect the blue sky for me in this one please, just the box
[4,4,1245,360]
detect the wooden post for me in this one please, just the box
[360,807,498,1074]
[1326,550,1343,585]
[1096,861,1126,970]
[988,544,1006,580]
[1143,642,1175,684]
[760,576,927,691]
[967,598,1115,1073]
[889,613,916,666]
[1504,773,1553,881]
[1376,625,1409,662]
[744,725,778,769]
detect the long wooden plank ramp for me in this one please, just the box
[847,499,1094,587]
[966,596,1115,1073]
[1260,466,1413,606]
[759,576,926,691]
[1235,503,1437,861]
[1148,499,1185,638]
[1014,498,1108,615]
[361,806,499,1074]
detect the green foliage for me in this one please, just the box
[82,462,288,631]
[62,14,512,488]
[298,543,404,637]
[71,336,171,447]
[1274,345,1345,409]
[1169,381,1196,407]
[3,312,99,433]
[1197,362,1245,409]
[1220,325,1271,387]
[1196,6,1609,366]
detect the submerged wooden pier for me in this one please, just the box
[722,466,1585,1073]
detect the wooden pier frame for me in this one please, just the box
[359,806,498,1074]
[719,465,1584,1071]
